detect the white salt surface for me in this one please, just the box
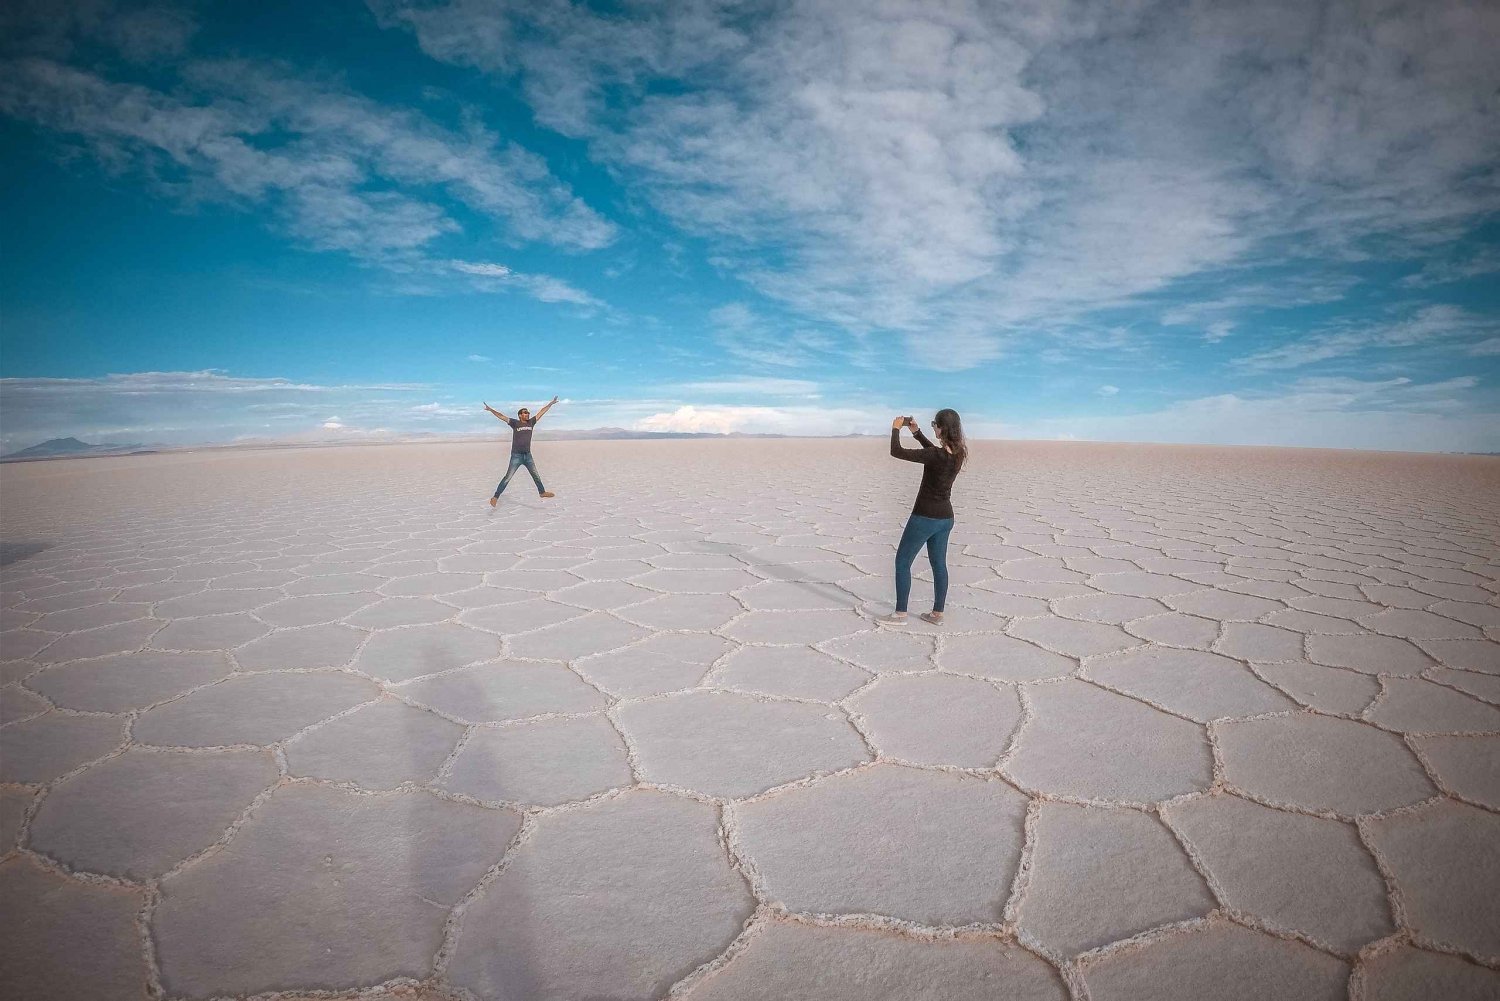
[1,439,1498,1000]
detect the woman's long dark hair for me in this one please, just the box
[933,409,967,471]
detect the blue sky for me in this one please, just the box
[2,0,1498,452]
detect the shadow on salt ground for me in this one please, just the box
[399,650,539,998]
[403,659,653,1001]
[676,539,873,610]
[0,540,51,567]
[689,539,957,616]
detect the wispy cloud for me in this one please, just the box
[448,260,601,307]
[0,51,616,276]
[706,303,868,374]
[1,370,424,394]
[1233,305,1496,372]
[376,0,1043,356]
[408,401,472,419]
[0,370,430,450]
[1000,375,1499,453]
[1398,248,1500,289]
[1203,321,1235,344]
[377,0,1500,366]
[1159,275,1358,338]
[672,377,820,397]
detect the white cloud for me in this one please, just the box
[707,303,801,369]
[1097,385,1119,396]
[0,370,431,451]
[321,418,344,429]
[232,424,419,446]
[0,54,616,271]
[1000,376,1499,453]
[448,259,602,307]
[375,0,1500,366]
[1158,276,1357,338]
[635,405,753,434]
[1,370,423,396]
[673,377,820,397]
[1233,305,1495,372]
[467,353,492,362]
[704,302,871,374]
[451,262,512,278]
[1398,248,1500,288]
[377,0,1043,355]
[633,403,881,436]
[1203,321,1235,344]
[408,402,473,420]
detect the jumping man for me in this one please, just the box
[484,396,558,506]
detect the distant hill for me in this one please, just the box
[1,437,148,461]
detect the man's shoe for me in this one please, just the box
[488,496,498,507]
[540,491,555,498]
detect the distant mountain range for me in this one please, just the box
[1,437,152,461]
[1,429,879,462]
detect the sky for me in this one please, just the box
[1,0,1498,453]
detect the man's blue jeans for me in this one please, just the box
[895,514,954,613]
[494,452,545,497]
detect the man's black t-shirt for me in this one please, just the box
[508,418,537,454]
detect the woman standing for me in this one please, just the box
[881,409,967,626]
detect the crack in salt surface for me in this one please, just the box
[2,440,1498,998]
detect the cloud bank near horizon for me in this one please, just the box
[4,368,1496,456]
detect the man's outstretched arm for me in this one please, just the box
[483,402,511,422]
[533,395,560,421]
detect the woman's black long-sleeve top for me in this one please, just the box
[890,426,961,520]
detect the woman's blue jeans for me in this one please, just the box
[494,452,545,497]
[895,514,954,613]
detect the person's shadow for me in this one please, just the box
[668,538,873,610]
[0,541,50,567]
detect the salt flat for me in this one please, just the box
[1,438,1498,1001]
